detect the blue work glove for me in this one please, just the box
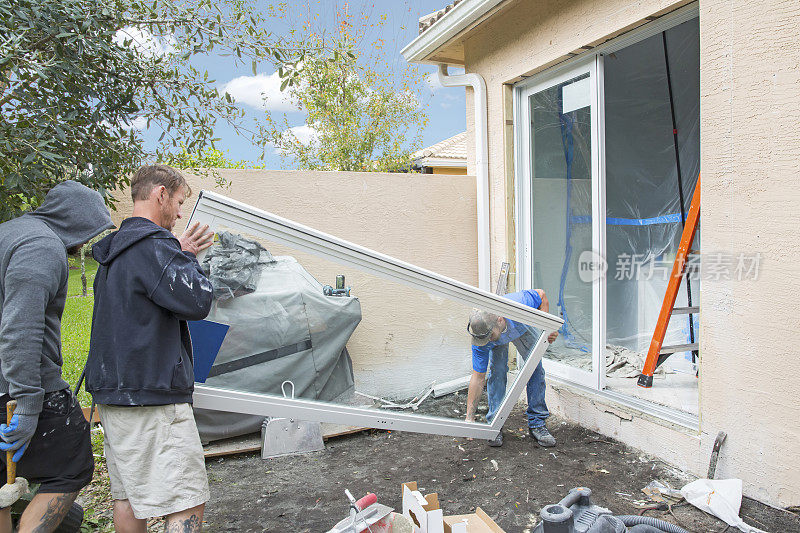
[0,413,38,462]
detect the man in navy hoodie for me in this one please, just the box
[86,164,214,533]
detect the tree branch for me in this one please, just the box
[0,77,37,109]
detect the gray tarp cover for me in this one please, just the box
[194,240,361,443]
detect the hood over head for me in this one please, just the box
[92,217,171,265]
[29,181,115,249]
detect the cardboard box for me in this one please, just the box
[401,482,506,533]
[402,482,444,533]
[443,508,505,533]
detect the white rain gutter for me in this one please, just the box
[436,64,490,290]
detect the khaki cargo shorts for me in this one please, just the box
[98,403,210,519]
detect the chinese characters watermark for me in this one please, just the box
[611,252,761,282]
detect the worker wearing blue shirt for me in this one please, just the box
[466,289,558,447]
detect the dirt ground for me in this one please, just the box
[202,402,800,533]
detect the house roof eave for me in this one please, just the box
[401,0,506,64]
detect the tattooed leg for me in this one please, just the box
[17,491,78,533]
[0,507,12,533]
[165,504,205,533]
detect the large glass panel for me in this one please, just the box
[603,18,699,414]
[529,73,594,373]
[185,200,559,442]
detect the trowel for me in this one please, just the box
[327,490,394,533]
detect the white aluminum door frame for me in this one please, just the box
[188,191,563,439]
[514,58,601,389]
[510,3,700,428]
[593,54,607,391]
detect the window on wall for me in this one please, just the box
[515,9,699,422]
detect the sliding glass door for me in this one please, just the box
[515,7,700,423]
[517,59,603,388]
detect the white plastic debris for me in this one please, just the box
[680,478,769,533]
[643,480,683,501]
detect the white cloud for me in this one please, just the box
[426,73,461,109]
[221,73,298,112]
[114,27,176,58]
[99,116,148,131]
[274,124,318,155]
[121,116,148,131]
[285,124,317,145]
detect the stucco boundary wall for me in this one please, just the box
[110,169,481,399]
[110,169,478,283]
[457,0,800,508]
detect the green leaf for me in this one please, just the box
[0,0,312,221]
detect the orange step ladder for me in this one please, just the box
[637,174,700,388]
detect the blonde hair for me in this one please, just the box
[130,164,191,201]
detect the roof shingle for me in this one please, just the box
[418,0,464,35]
[413,131,467,162]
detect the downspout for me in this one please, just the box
[436,64,490,291]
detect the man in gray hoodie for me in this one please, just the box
[0,181,114,532]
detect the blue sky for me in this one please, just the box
[141,1,465,168]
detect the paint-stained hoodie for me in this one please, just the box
[86,217,213,406]
[0,181,115,416]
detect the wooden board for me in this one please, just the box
[202,423,369,458]
[203,433,261,458]
[321,422,368,441]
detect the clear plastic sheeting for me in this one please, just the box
[529,72,594,370]
[194,247,361,443]
[201,231,276,300]
[603,17,700,371]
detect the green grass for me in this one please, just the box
[67,256,99,297]
[60,258,117,529]
[78,429,114,533]
[62,257,99,406]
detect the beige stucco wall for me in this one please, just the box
[111,169,480,400]
[454,0,800,507]
[699,0,800,507]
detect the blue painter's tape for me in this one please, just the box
[570,213,686,226]
[187,319,230,383]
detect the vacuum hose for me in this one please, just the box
[618,515,691,533]
[536,488,691,533]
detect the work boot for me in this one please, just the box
[528,425,556,447]
[487,431,503,447]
